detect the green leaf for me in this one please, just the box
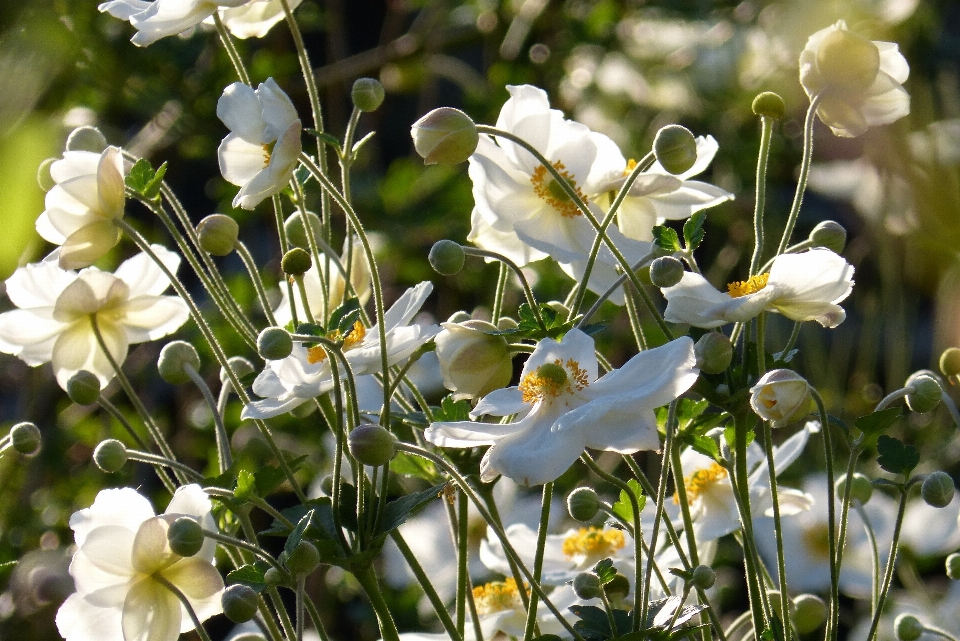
[682,211,706,250]
[390,452,440,482]
[284,509,315,557]
[351,131,377,158]
[226,563,269,593]
[611,479,645,523]
[255,466,289,497]
[689,435,720,461]
[305,130,342,151]
[594,558,617,585]
[235,469,257,500]
[295,322,326,338]
[434,395,471,422]
[125,158,166,200]
[330,298,361,332]
[569,605,612,636]
[652,226,681,253]
[876,435,919,476]
[723,424,754,449]
[855,407,902,436]
[376,482,447,536]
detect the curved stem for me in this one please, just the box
[749,116,774,276]
[213,13,251,85]
[854,501,881,612]
[183,363,232,473]
[762,420,791,640]
[576,251,656,329]
[641,401,678,630]
[354,565,401,641]
[124,449,204,481]
[461,246,544,329]
[391,531,463,641]
[775,96,821,256]
[235,241,278,327]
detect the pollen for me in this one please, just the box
[262,143,273,167]
[673,462,728,504]
[562,527,626,561]
[531,161,588,219]
[727,273,770,298]
[473,578,524,615]
[622,158,638,177]
[519,358,589,405]
[306,321,367,364]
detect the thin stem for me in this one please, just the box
[749,115,774,276]
[461,246,544,329]
[492,263,508,323]
[235,241,279,326]
[200,528,284,572]
[875,387,910,411]
[924,626,960,641]
[213,13,251,85]
[183,363,232,473]
[810,389,839,641]
[864,488,909,641]
[576,251,656,329]
[455,492,467,638]
[354,565,401,641]
[732,412,769,633]
[762,420,791,641]
[304,593,332,641]
[154,575,214,641]
[854,502,881,612]
[775,95,821,256]
[390,531,463,641]
[125,449,205,482]
[523,482,552,641]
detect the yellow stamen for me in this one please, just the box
[531,161,588,219]
[673,462,728,504]
[801,523,832,560]
[622,158,638,177]
[562,527,626,560]
[518,358,589,405]
[262,143,272,167]
[727,273,770,298]
[305,321,366,364]
[472,578,524,615]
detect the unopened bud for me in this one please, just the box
[566,487,601,522]
[572,572,602,599]
[222,584,260,623]
[792,594,827,634]
[835,472,873,504]
[435,320,512,399]
[411,108,478,165]
[286,541,320,576]
[352,78,385,112]
[263,567,285,586]
[604,574,630,600]
[946,552,960,580]
[93,439,128,473]
[695,333,733,375]
[649,256,685,288]
[497,317,518,331]
[690,565,716,590]
[905,373,942,413]
[221,356,256,383]
[158,341,201,385]
[257,327,293,361]
[653,125,697,175]
[10,422,41,456]
[446,311,471,324]
[66,126,108,153]
[348,424,398,466]
[167,517,204,557]
[921,471,955,508]
[284,211,322,249]
[809,221,847,253]
[894,613,924,641]
[281,247,312,276]
[816,27,881,93]
[67,371,101,405]
[752,92,786,120]
[37,158,57,191]
[429,240,465,275]
[940,348,960,378]
[197,214,239,256]
[749,369,811,426]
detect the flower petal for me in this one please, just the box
[113,244,181,297]
[69,487,155,548]
[121,577,182,641]
[56,592,124,641]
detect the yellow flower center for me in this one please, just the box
[622,158,638,177]
[562,527,626,561]
[673,462,728,504]
[262,143,273,167]
[518,358,589,405]
[306,320,366,364]
[472,578,524,615]
[801,523,832,560]
[727,273,770,298]
[531,161,588,218]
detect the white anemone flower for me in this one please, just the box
[799,20,910,138]
[213,0,303,38]
[243,282,440,419]
[425,328,698,486]
[98,0,250,46]
[55,485,224,641]
[35,146,126,270]
[217,78,302,210]
[661,249,855,329]
[0,246,189,390]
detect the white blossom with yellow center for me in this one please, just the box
[425,328,698,486]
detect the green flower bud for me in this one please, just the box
[157,341,201,385]
[411,107,479,165]
[894,613,924,641]
[572,572,602,600]
[167,517,204,557]
[546,301,570,317]
[603,574,630,600]
[567,487,602,522]
[946,552,960,580]
[435,320,512,399]
[93,439,128,473]
[905,372,942,413]
[222,584,260,623]
[750,369,811,426]
[351,78,385,112]
[257,327,293,361]
[497,317,518,330]
[221,356,256,383]
[263,567,286,586]
[940,348,960,378]
[66,126,108,153]
[690,565,716,590]
[767,590,795,620]
[649,256,685,288]
[318,475,335,497]
[197,214,239,257]
[348,424,398,466]
[67,371,101,405]
[37,158,57,191]
[429,240,466,275]
[695,332,733,375]
[281,247,312,276]
[835,472,873,505]
[446,311,472,324]
[816,28,881,93]
[653,125,697,175]
[284,211,322,249]
[809,220,847,253]
[792,594,827,634]
[286,541,320,576]
[10,422,41,456]
[752,92,786,120]
[921,471,955,508]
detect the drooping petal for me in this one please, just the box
[480,413,587,485]
[121,577,182,641]
[257,78,299,141]
[161,557,224,631]
[0,308,65,365]
[588,336,697,408]
[119,296,190,343]
[218,133,270,187]
[78,525,139,578]
[58,221,124,271]
[471,387,527,418]
[128,0,219,47]
[232,119,301,209]
[424,419,521,448]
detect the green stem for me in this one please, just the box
[810,389,839,641]
[213,13,251,85]
[354,565,401,641]
[492,263,508,324]
[523,482,552,641]
[391,531,463,641]
[124,449,204,482]
[854,502,881,613]
[749,115,774,276]
[183,363,232,473]
[864,487,909,641]
[235,240,279,327]
[775,96,821,256]
[461,246,544,329]
[732,412,769,633]
[762,420,792,641]
[455,491,467,638]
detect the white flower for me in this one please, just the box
[0,246,189,390]
[98,0,251,46]
[217,78,302,210]
[214,0,302,38]
[425,328,698,486]
[750,369,812,426]
[55,485,224,641]
[243,282,440,419]
[661,249,854,329]
[35,145,126,270]
[799,20,910,138]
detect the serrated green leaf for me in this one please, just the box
[305,130,342,150]
[376,482,447,536]
[594,558,617,584]
[723,425,755,449]
[855,407,902,436]
[226,563,269,593]
[390,452,440,482]
[689,435,720,461]
[330,298,360,331]
[295,322,326,337]
[434,395,471,422]
[611,479,645,523]
[255,466,289,496]
[683,211,706,250]
[125,158,166,200]
[235,469,257,500]
[652,226,681,252]
[876,435,919,476]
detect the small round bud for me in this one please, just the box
[197,214,239,256]
[222,584,260,623]
[318,475,335,497]
[435,320,512,399]
[67,371,101,405]
[653,125,697,175]
[946,552,960,580]
[10,422,41,456]
[690,565,716,590]
[816,28,881,93]
[603,574,630,600]
[835,472,873,505]
[411,107,479,165]
[37,158,57,191]
[429,240,466,275]
[281,247,312,276]
[348,424,398,466]
[921,471,955,508]
[93,439,128,473]
[792,594,827,634]
[894,613,924,641]
[572,572,602,600]
[567,487,601,522]
[157,341,201,385]
[809,220,847,253]
[940,348,960,378]
[263,567,285,586]
[283,211,322,249]
[446,311,471,324]
[695,333,733,375]
[649,256,685,288]
[286,541,320,576]
[221,356,256,383]
[167,517,204,557]
[497,317,518,330]
[351,78,385,112]
[905,373,942,413]
[66,126,108,153]
[750,369,811,426]
[257,327,293,361]
[752,92,786,120]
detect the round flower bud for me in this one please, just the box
[816,28,881,93]
[221,356,256,383]
[749,369,811,426]
[946,552,960,580]
[167,517,204,557]
[284,211,322,249]
[197,214,239,257]
[281,247,312,276]
[67,371,101,405]
[603,574,630,600]
[231,635,267,641]
[222,584,260,623]
[695,333,733,375]
[411,107,479,165]
[940,348,960,378]
[352,77,385,112]
[348,424,398,466]
[905,373,942,413]
[286,541,320,576]
[318,475,335,497]
[690,565,716,590]
[653,125,698,175]
[752,92,786,120]
[894,613,924,641]
[158,341,201,385]
[809,220,847,253]
[921,471,955,508]
[792,594,827,635]
[93,439,128,473]
[447,311,471,324]
[649,256,685,288]
[835,472,873,505]
[435,320,512,399]
[10,422,41,456]
[572,572,602,600]
[263,567,286,586]
[429,240,466,275]
[497,317,518,330]
[37,158,57,191]
[66,126,109,153]
[258,327,293,361]
[567,487,602,522]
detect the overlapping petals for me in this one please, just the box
[99,0,250,46]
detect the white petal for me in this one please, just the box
[424,419,519,448]
[119,296,190,342]
[467,208,547,266]
[121,577,182,641]
[4,259,77,308]
[114,245,181,297]
[70,488,155,547]
[99,0,152,19]
[217,82,267,142]
[481,413,588,485]
[51,317,128,389]
[56,592,125,641]
[589,336,697,408]
[128,0,216,47]
[471,387,526,418]
[218,133,269,187]
[379,281,433,331]
[0,308,64,365]
[256,78,299,140]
